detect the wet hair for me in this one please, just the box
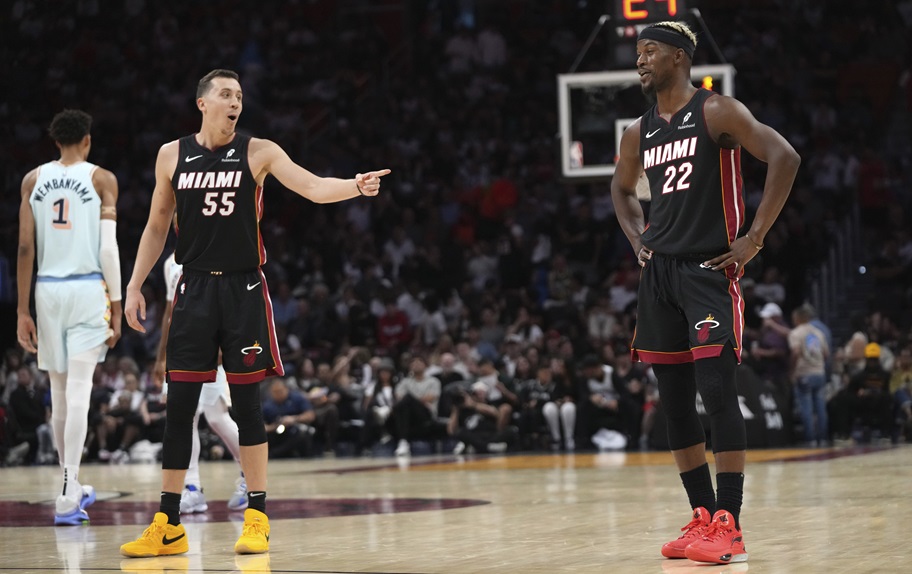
[638,21,698,58]
[196,69,240,99]
[48,109,92,146]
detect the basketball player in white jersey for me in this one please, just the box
[154,231,248,514]
[17,109,123,525]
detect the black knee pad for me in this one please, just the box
[653,363,706,451]
[694,344,746,452]
[162,382,203,469]
[229,383,267,446]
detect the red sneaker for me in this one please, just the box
[660,507,712,559]
[684,510,748,564]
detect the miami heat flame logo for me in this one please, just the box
[694,314,720,343]
[241,341,264,366]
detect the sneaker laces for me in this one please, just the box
[138,521,168,542]
[700,517,734,542]
[679,514,706,537]
[242,519,268,539]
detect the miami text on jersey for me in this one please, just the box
[643,136,698,170]
[176,171,244,190]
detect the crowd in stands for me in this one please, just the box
[2,1,912,465]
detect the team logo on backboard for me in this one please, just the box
[694,314,720,343]
[241,341,264,366]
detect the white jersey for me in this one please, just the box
[30,161,102,278]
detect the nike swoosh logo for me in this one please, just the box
[162,533,185,545]
[249,492,265,497]
[247,282,261,291]
[185,155,203,162]
[645,129,661,138]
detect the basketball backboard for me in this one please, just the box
[557,64,735,180]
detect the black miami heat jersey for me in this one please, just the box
[171,134,266,272]
[639,88,744,256]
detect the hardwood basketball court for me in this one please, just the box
[2,445,909,573]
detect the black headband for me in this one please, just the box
[637,26,695,58]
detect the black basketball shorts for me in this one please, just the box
[167,268,284,384]
[631,253,744,364]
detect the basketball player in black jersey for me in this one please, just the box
[611,22,799,565]
[120,69,390,558]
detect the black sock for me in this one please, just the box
[160,491,182,526]
[680,463,716,515]
[716,472,744,529]
[247,491,266,513]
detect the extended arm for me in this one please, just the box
[16,169,39,353]
[249,138,390,203]
[124,143,178,332]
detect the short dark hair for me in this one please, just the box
[48,109,92,146]
[581,354,602,369]
[196,69,240,99]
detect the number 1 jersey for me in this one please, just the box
[639,88,744,256]
[29,161,102,278]
[171,133,266,272]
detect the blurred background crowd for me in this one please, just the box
[2,0,912,465]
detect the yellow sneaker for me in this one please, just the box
[234,508,270,554]
[120,513,189,558]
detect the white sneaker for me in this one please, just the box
[486,442,508,454]
[452,441,466,455]
[4,442,29,466]
[97,448,111,462]
[180,484,208,513]
[227,476,248,511]
[54,484,95,525]
[110,449,130,464]
[395,439,411,457]
[565,438,575,452]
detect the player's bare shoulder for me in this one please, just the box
[624,117,643,139]
[247,137,283,180]
[20,167,39,197]
[248,137,281,159]
[91,166,119,195]
[703,93,753,144]
[618,117,643,158]
[156,140,181,179]
[702,92,742,118]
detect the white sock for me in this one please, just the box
[560,402,577,441]
[49,371,68,470]
[63,346,101,467]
